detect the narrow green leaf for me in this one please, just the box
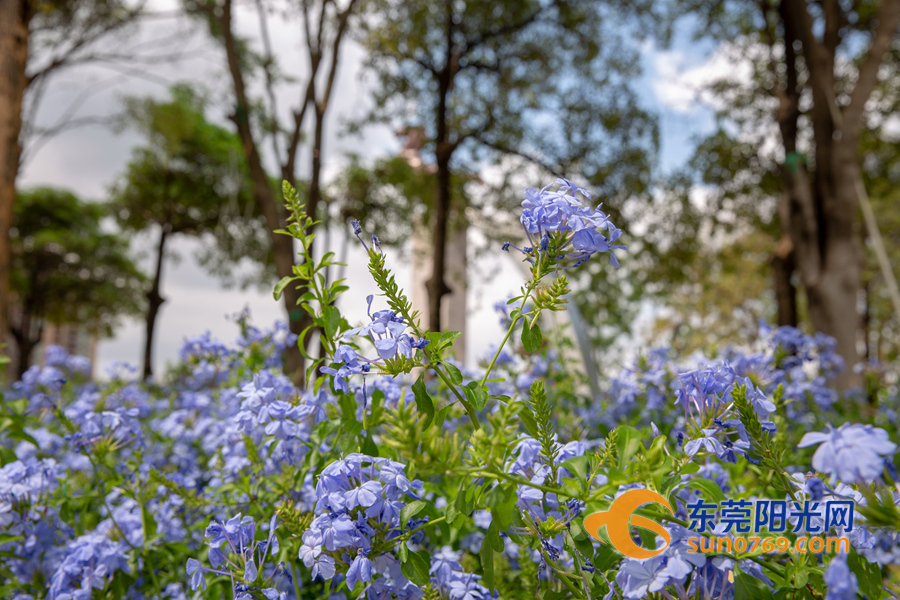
[322,305,341,339]
[734,573,771,600]
[273,276,294,300]
[442,361,463,385]
[561,455,590,484]
[480,538,495,591]
[433,405,451,430]
[519,406,540,438]
[464,382,488,411]
[521,320,543,353]
[361,432,379,457]
[616,425,642,470]
[400,550,430,586]
[401,500,427,528]
[848,553,882,600]
[487,520,503,552]
[686,478,726,504]
[411,374,436,430]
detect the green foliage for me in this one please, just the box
[529,380,563,487]
[276,181,349,383]
[9,187,145,337]
[337,154,471,250]
[111,84,271,289]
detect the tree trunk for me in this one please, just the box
[771,243,798,327]
[804,144,863,386]
[220,0,305,383]
[10,303,40,379]
[776,0,900,387]
[0,0,29,377]
[14,329,38,379]
[425,1,455,333]
[142,224,169,380]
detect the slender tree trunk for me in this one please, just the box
[309,106,324,233]
[15,331,38,379]
[220,0,305,383]
[10,303,40,379]
[142,224,169,380]
[863,278,871,362]
[426,0,455,333]
[771,243,798,327]
[771,0,802,329]
[0,0,29,376]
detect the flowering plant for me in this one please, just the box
[0,178,898,600]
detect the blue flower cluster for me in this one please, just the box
[321,295,428,395]
[430,547,495,600]
[187,513,283,599]
[799,423,897,484]
[503,178,626,269]
[1,276,897,600]
[299,454,425,598]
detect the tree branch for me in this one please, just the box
[844,0,900,136]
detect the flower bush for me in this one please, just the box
[1,179,898,600]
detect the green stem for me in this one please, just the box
[544,554,586,598]
[477,469,561,497]
[568,535,593,599]
[479,285,533,386]
[382,516,447,553]
[432,363,480,429]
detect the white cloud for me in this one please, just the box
[649,41,755,114]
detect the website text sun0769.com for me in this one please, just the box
[685,535,850,554]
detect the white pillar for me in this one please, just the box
[411,220,467,363]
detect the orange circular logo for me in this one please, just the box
[583,489,673,559]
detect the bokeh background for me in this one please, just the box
[2,0,898,387]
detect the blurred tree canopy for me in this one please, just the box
[356,0,663,332]
[9,187,144,377]
[182,0,361,383]
[110,85,265,379]
[1,0,143,371]
[612,0,900,385]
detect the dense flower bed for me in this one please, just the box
[1,180,898,600]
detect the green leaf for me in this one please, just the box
[521,320,543,353]
[322,305,341,339]
[848,553,882,600]
[433,405,451,430]
[519,405,539,438]
[411,374,435,430]
[446,500,460,527]
[361,432,379,457]
[561,455,590,484]
[686,478,726,504]
[464,382,488,411]
[400,550,431,587]
[273,276,294,300]
[141,504,158,541]
[442,361,463,385]
[455,481,474,515]
[487,520,503,552]
[734,573,771,600]
[616,425,642,470]
[439,330,463,346]
[681,462,701,475]
[485,484,519,530]
[401,500,427,528]
[480,538,495,591]
[0,534,22,545]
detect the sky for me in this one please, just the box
[17,4,728,377]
